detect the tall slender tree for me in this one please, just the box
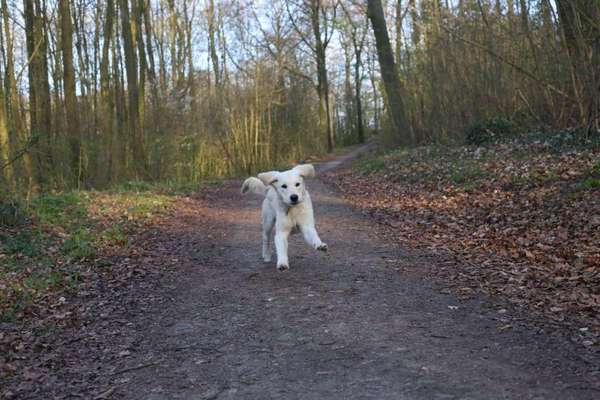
[59,0,81,184]
[367,0,413,144]
[119,0,147,177]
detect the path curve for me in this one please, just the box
[114,149,599,399]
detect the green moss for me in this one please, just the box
[60,229,95,259]
[356,158,386,173]
[576,177,600,191]
[448,162,486,185]
[465,116,517,145]
[1,187,177,320]
[30,192,89,227]
[0,202,28,226]
[1,229,42,257]
[101,226,129,247]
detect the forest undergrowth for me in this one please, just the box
[325,130,600,346]
[0,182,205,323]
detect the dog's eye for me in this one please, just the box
[295,182,300,187]
[281,184,287,189]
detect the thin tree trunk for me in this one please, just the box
[310,0,333,152]
[100,0,114,184]
[395,0,403,65]
[342,40,354,137]
[24,0,52,186]
[119,0,147,177]
[0,81,11,188]
[367,0,413,144]
[2,0,31,189]
[354,46,365,143]
[60,0,80,185]
[207,0,220,89]
[556,0,600,130]
[167,0,180,87]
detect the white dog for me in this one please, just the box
[241,164,327,271]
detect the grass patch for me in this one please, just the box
[112,180,205,195]
[100,226,129,247]
[576,177,600,191]
[0,202,28,226]
[1,229,43,257]
[575,159,600,191]
[1,187,179,321]
[352,144,492,191]
[60,229,95,259]
[448,161,486,185]
[30,192,89,227]
[356,158,386,173]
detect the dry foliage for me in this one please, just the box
[326,134,599,343]
[0,190,175,322]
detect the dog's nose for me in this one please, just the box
[290,194,299,203]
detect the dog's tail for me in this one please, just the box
[241,177,267,195]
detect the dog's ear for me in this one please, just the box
[294,164,315,179]
[257,171,279,186]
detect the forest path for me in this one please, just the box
[112,147,599,400]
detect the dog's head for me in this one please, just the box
[257,164,315,206]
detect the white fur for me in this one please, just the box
[242,164,327,271]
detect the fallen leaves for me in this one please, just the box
[326,137,600,341]
[0,190,184,398]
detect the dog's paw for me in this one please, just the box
[316,243,328,252]
[277,264,289,272]
[263,255,272,263]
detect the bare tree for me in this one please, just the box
[287,0,338,152]
[340,2,368,143]
[367,0,413,144]
[59,0,80,183]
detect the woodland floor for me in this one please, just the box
[2,143,600,399]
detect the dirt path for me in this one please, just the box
[10,149,599,399]
[96,151,597,400]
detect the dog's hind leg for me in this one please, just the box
[262,215,275,262]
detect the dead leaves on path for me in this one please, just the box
[0,192,185,398]
[326,139,600,343]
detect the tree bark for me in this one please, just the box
[119,0,147,177]
[556,0,600,130]
[310,0,334,152]
[100,0,114,184]
[367,0,413,144]
[60,0,80,184]
[0,80,11,188]
[354,45,365,143]
[207,0,220,89]
[24,0,52,186]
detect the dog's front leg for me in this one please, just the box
[274,229,291,271]
[301,224,328,252]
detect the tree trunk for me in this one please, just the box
[354,47,365,143]
[395,0,403,65]
[556,0,600,130]
[2,0,32,189]
[119,0,147,177]
[134,0,146,143]
[60,0,80,185]
[207,0,220,89]
[100,0,114,184]
[342,40,354,137]
[0,82,11,189]
[367,0,413,144]
[24,0,52,186]
[310,0,333,152]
